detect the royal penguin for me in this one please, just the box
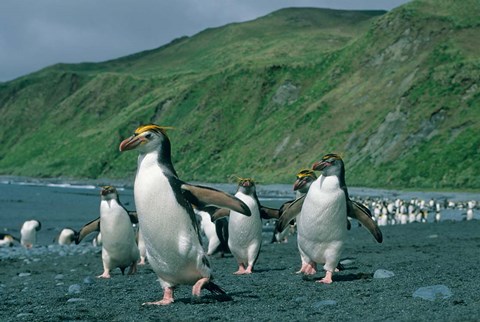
[76,186,140,278]
[277,154,382,283]
[55,228,77,245]
[0,233,19,247]
[271,169,318,243]
[195,207,230,257]
[119,124,251,305]
[226,178,263,274]
[20,219,41,248]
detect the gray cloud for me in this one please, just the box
[0,0,410,82]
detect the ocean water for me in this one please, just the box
[0,177,478,246]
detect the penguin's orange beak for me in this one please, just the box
[312,160,328,171]
[293,177,306,191]
[119,135,145,151]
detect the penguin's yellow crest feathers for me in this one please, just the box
[134,124,173,136]
[296,169,316,178]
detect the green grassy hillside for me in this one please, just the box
[0,1,478,190]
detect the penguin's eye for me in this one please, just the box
[145,133,152,139]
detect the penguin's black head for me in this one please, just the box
[101,185,118,200]
[293,169,317,192]
[119,124,172,154]
[236,177,256,195]
[312,154,345,177]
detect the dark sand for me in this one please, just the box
[1,220,479,321]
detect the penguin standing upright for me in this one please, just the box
[20,219,41,248]
[272,169,317,243]
[119,124,251,305]
[228,178,263,274]
[277,154,382,284]
[76,186,140,278]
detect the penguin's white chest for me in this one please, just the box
[99,199,139,268]
[228,192,262,245]
[133,152,206,286]
[297,175,347,266]
[100,200,135,245]
[228,192,262,264]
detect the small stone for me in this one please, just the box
[413,285,452,301]
[18,272,31,277]
[54,274,64,280]
[312,300,337,309]
[68,284,81,294]
[83,276,94,284]
[67,298,85,303]
[340,259,354,265]
[16,313,33,318]
[373,269,395,279]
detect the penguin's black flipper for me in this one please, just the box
[128,211,139,224]
[181,183,251,216]
[276,195,305,232]
[259,206,281,219]
[348,200,383,243]
[76,218,100,244]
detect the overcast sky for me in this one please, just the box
[0,0,410,82]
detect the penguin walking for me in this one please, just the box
[20,219,41,248]
[277,154,382,284]
[76,186,140,278]
[227,178,263,275]
[119,124,251,305]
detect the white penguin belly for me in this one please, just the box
[297,176,347,271]
[134,154,208,287]
[100,200,139,269]
[228,192,262,265]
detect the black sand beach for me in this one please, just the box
[1,220,479,321]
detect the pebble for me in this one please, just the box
[312,300,337,309]
[67,298,86,303]
[16,313,34,318]
[68,284,81,294]
[373,269,395,279]
[18,272,31,277]
[413,285,453,301]
[340,259,355,265]
[54,274,64,280]
[83,276,94,284]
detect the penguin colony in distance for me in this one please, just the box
[277,154,382,283]
[119,124,251,305]
[20,219,42,248]
[76,186,140,278]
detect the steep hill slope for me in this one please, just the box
[0,1,478,190]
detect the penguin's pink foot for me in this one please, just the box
[317,271,333,284]
[244,265,253,274]
[298,262,317,275]
[192,277,209,296]
[143,287,174,306]
[234,264,247,275]
[138,257,146,265]
[97,271,111,279]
